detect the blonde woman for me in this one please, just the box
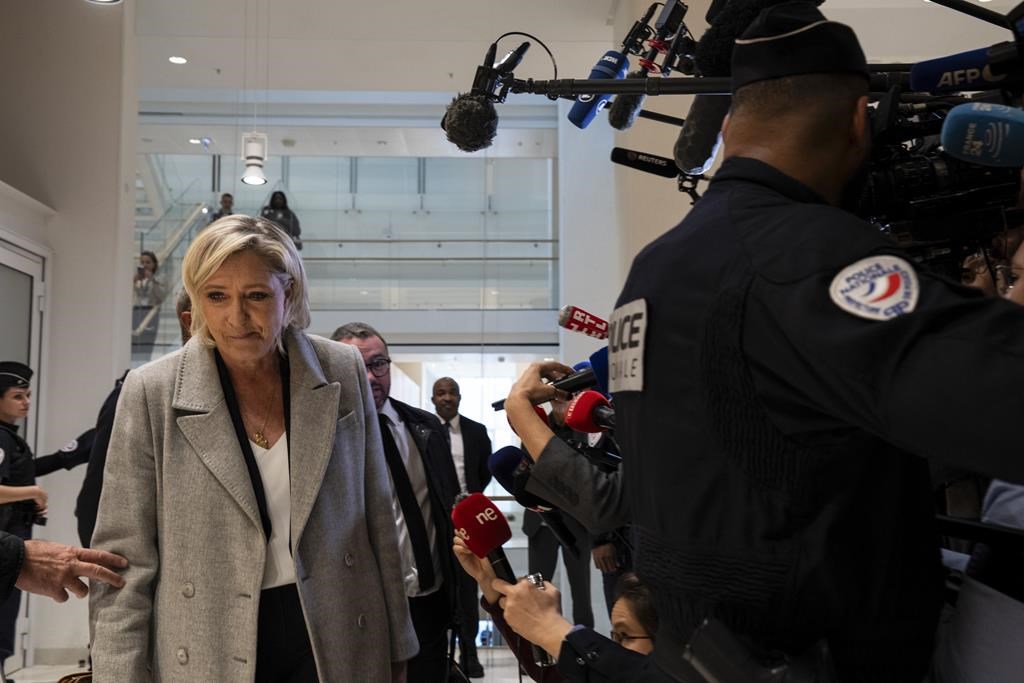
[91,216,415,682]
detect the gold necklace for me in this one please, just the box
[242,397,273,449]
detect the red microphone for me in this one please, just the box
[451,492,516,584]
[557,304,609,340]
[565,390,615,433]
[452,492,557,669]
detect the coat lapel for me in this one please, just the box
[285,330,341,545]
[173,338,264,535]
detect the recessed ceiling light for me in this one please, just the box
[84,0,123,4]
[188,138,202,145]
[168,56,188,65]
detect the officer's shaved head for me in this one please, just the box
[729,74,868,145]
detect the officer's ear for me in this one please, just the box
[720,112,731,141]
[849,95,870,153]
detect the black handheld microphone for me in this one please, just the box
[491,366,597,411]
[611,147,679,179]
[442,42,531,153]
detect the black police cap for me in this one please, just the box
[0,362,32,393]
[731,1,869,92]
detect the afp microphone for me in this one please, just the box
[567,50,630,130]
[565,390,616,433]
[442,41,530,152]
[909,42,1022,93]
[941,102,1024,167]
[558,304,610,339]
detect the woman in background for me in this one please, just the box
[132,250,166,360]
[261,191,302,250]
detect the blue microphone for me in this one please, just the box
[941,102,1024,167]
[910,43,1022,92]
[567,50,630,130]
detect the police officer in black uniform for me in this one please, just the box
[0,362,93,680]
[507,3,1024,681]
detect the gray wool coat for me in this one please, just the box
[89,329,418,682]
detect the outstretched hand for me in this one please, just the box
[452,536,501,604]
[16,540,127,603]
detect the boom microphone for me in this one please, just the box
[558,304,610,339]
[565,390,616,433]
[442,41,531,153]
[611,147,681,179]
[567,50,631,130]
[608,70,653,131]
[909,42,1022,93]
[941,102,1024,167]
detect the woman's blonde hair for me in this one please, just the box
[181,215,310,348]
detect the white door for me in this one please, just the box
[0,238,46,674]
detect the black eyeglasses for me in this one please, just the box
[610,631,652,645]
[365,358,392,378]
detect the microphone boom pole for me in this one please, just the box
[510,76,732,98]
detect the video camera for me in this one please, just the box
[853,0,1024,280]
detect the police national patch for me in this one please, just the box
[829,255,919,321]
[0,448,4,465]
[60,439,78,453]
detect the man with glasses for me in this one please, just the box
[332,323,460,683]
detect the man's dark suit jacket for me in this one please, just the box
[455,414,492,494]
[390,398,461,615]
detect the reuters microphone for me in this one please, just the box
[558,304,609,339]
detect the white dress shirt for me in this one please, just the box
[441,414,467,494]
[250,433,297,589]
[381,399,441,597]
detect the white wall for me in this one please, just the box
[0,0,136,662]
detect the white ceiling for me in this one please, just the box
[134,0,1022,154]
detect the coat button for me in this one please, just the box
[176,648,188,665]
[357,614,367,628]
[182,582,195,598]
[344,553,355,567]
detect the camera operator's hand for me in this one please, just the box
[452,536,502,605]
[493,577,573,659]
[506,361,574,461]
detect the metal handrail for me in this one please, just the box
[141,177,202,240]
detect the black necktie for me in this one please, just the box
[378,413,436,592]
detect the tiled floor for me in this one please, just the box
[12,650,531,683]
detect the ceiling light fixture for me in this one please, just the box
[168,56,188,65]
[188,138,202,145]
[84,0,123,5]
[241,132,268,186]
